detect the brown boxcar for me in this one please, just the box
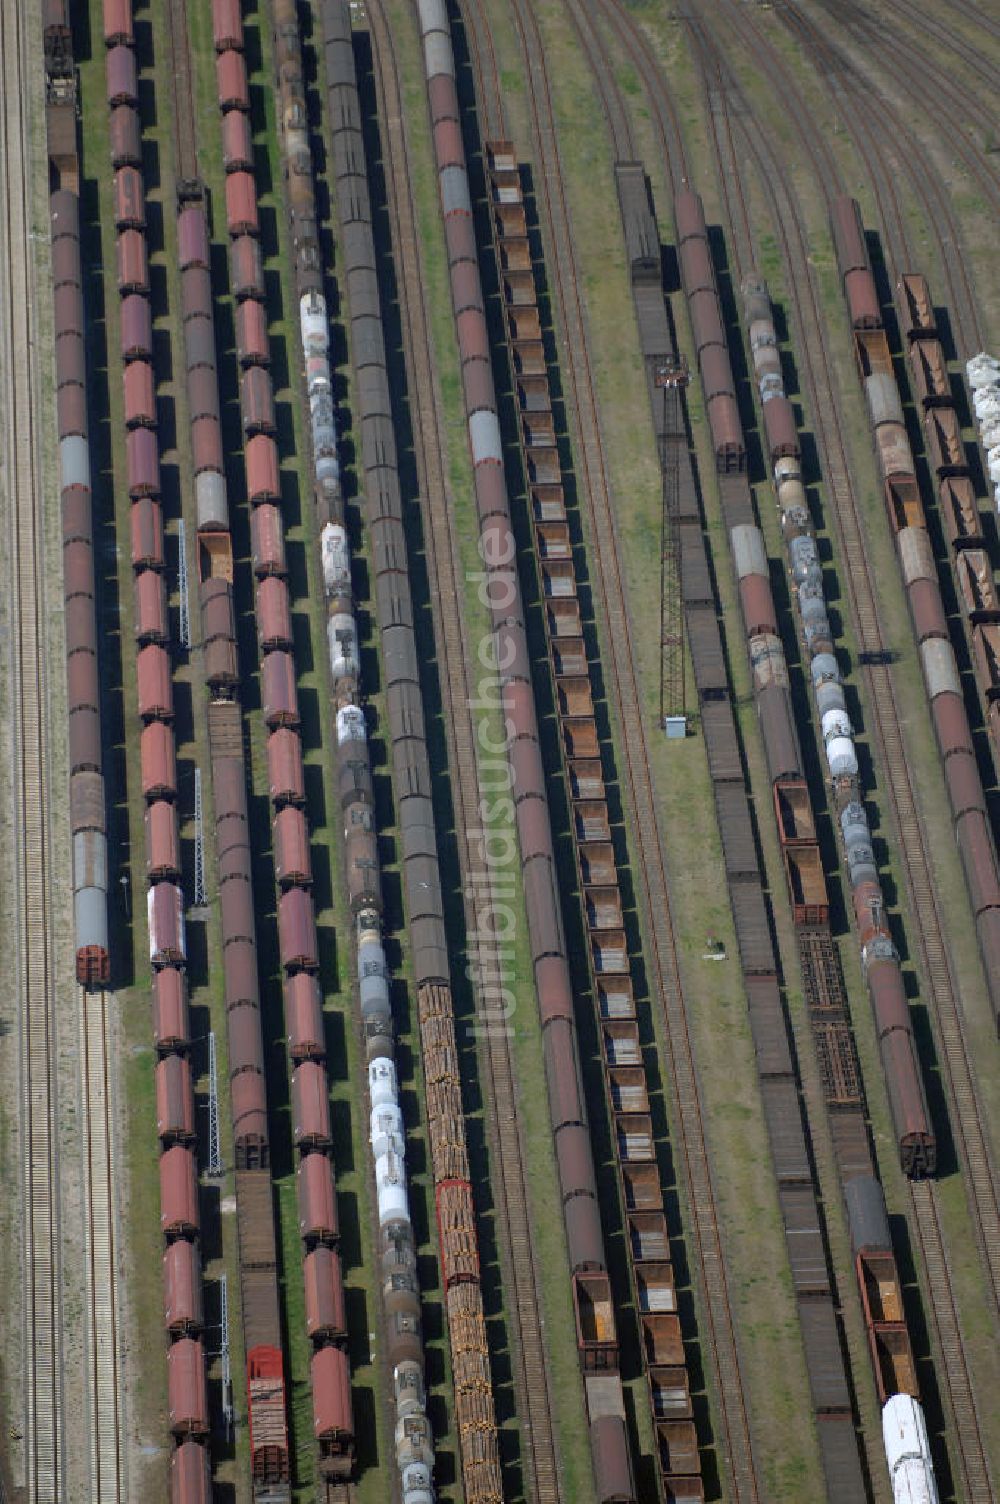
[216,49,249,112]
[177,206,210,272]
[141,718,177,800]
[845,268,880,330]
[285,972,325,1060]
[304,1247,346,1341]
[109,104,142,168]
[106,43,138,107]
[246,433,281,503]
[268,727,305,804]
[113,165,145,230]
[762,393,799,463]
[169,1440,211,1504]
[252,503,287,577]
[153,965,189,1052]
[236,297,269,367]
[262,651,299,728]
[291,1061,332,1149]
[184,314,216,374]
[258,576,293,652]
[120,293,153,362]
[187,364,220,426]
[231,233,264,300]
[181,265,213,322]
[160,1144,199,1238]
[242,365,276,436]
[830,196,869,277]
[137,643,173,721]
[168,1338,209,1438]
[164,1239,204,1336]
[222,109,254,174]
[274,804,311,887]
[213,0,244,52]
[298,1150,338,1244]
[279,887,318,972]
[102,0,133,48]
[191,415,224,475]
[145,797,181,879]
[225,171,259,238]
[124,359,156,429]
[56,382,87,438]
[311,1345,354,1459]
[227,1001,264,1077]
[149,881,185,965]
[231,1070,268,1165]
[673,187,705,245]
[116,227,149,296]
[135,567,169,645]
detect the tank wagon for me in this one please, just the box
[45,8,110,988]
[211,1,353,1484]
[739,273,939,1491]
[97,1,210,1488]
[624,171,867,1495]
[831,198,1000,1035]
[491,146,700,1503]
[416,4,640,1493]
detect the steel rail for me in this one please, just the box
[1,3,65,1496]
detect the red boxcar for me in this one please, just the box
[168,1338,209,1438]
[153,965,189,1052]
[298,1150,338,1245]
[267,727,305,804]
[273,804,311,887]
[163,1238,204,1335]
[145,796,181,880]
[311,1345,354,1471]
[304,1246,347,1341]
[160,1144,199,1238]
[278,887,318,972]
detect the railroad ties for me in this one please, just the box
[487,142,703,1504]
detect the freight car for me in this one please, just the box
[214,0,351,1485]
[317,4,506,1500]
[831,198,1000,1037]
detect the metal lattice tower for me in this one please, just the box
[177,517,191,649]
[193,765,206,908]
[219,1273,232,1435]
[207,1029,222,1177]
[656,357,689,729]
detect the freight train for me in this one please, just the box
[831,197,1000,1037]
[271,2,441,1499]
[738,263,935,1177]
[208,0,350,1488]
[44,3,111,989]
[738,269,940,1498]
[416,2,644,1496]
[95,0,216,1493]
[315,5,506,1499]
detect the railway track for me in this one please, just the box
[0,4,65,1498]
[777,1,991,358]
[698,0,1000,1311]
[675,16,996,1497]
[461,3,764,1499]
[364,6,562,1500]
[78,985,124,1504]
